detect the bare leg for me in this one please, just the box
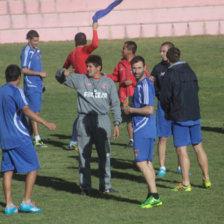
[193,142,209,180]
[3,171,14,206]
[176,146,190,186]
[137,161,157,193]
[158,137,168,168]
[127,121,133,140]
[23,170,37,201]
[32,112,40,138]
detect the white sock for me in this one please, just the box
[160,166,166,170]
[23,199,31,205]
[130,139,133,142]
[35,135,41,142]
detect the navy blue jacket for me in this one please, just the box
[160,61,200,121]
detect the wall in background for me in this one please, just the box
[0,0,224,43]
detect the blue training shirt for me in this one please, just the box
[132,77,156,139]
[0,84,32,150]
[21,44,43,93]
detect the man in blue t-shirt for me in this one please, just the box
[160,47,211,191]
[0,65,56,215]
[21,30,47,147]
[123,56,162,209]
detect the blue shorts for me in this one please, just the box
[1,141,40,173]
[133,134,155,162]
[25,91,42,112]
[157,101,172,137]
[172,123,202,147]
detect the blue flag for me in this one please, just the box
[92,0,123,23]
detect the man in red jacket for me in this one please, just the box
[63,22,99,149]
[108,41,149,147]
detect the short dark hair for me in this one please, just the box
[124,41,137,54]
[166,47,181,63]
[75,32,87,46]
[86,55,102,70]
[5,64,21,82]
[161,41,175,49]
[131,55,145,67]
[26,30,39,40]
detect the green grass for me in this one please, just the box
[0,35,224,224]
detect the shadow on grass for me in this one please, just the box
[11,174,141,205]
[202,126,224,134]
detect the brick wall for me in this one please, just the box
[0,0,224,43]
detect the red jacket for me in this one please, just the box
[63,30,99,74]
[107,58,149,103]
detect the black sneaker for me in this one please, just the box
[125,140,134,148]
[80,190,90,196]
[100,188,119,193]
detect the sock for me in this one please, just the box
[151,193,159,199]
[6,203,15,208]
[35,135,41,142]
[23,199,31,205]
[129,139,133,142]
[177,165,181,170]
[160,166,166,170]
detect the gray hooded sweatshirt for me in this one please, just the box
[55,69,122,126]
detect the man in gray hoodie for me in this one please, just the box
[56,55,121,195]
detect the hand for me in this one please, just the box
[122,106,132,115]
[113,125,120,140]
[40,72,47,78]
[45,122,56,130]
[149,75,155,83]
[93,22,98,30]
[124,79,132,86]
[64,69,72,77]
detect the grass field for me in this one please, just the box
[0,35,224,224]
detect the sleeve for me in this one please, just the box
[63,53,72,69]
[160,72,172,113]
[21,49,30,69]
[83,30,99,54]
[151,65,160,99]
[55,68,83,90]
[107,63,120,82]
[109,80,122,125]
[15,88,28,109]
[143,81,155,107]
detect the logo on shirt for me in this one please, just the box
[84,91,108,99]
[160,72,165,77]
[102,84,106,89]
[86,83,92,87]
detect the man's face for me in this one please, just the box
[160,45,169,61]
[29,37,39,49]
[122,44,130,58]
[86,63,101,77]
[132,61,145,81]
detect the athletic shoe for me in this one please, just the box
[80,189,90,196]
[34,140,48,148]
[100,188,119,193]
[140,196,162,208]
[171,182,192,192]
[69,142,79,151]
[203,179,212,188]
[125,140,134,148]
[5,205,18,215]
[157,168,166,177]
[20,201,42,213]
[176,168,192,176]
